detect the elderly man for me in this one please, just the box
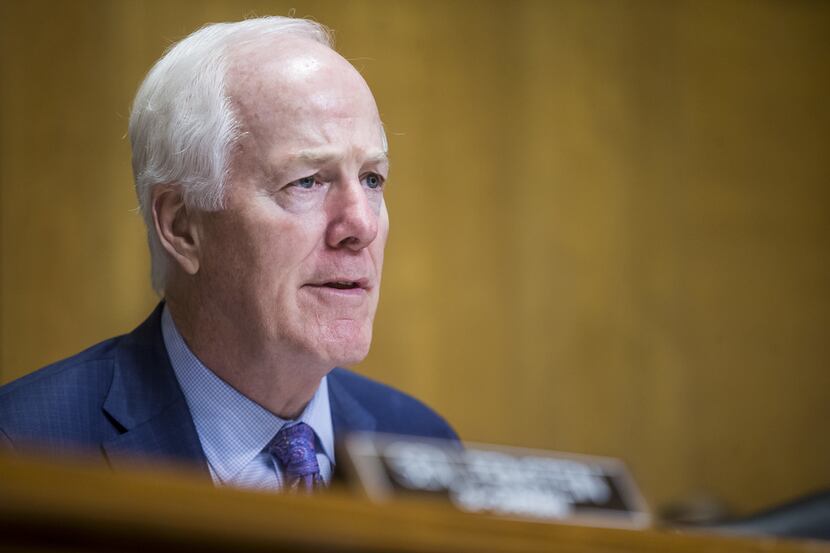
[0,16,456,490]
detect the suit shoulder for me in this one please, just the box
[0,335,123,445]
[328,367,459,441]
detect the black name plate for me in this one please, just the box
[343,434,650,528]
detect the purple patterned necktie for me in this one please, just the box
[269,422,323,492]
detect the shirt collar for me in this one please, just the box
[160,305,335,484]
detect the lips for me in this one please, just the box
[301,275,373,309]
[325,281,361,290]
[304,277,371,291]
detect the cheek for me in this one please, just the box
[243,211,330,290]
[198,217,247,280]
[373,204,390,268]
[198,210,291,288]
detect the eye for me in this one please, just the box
[362,173,385,190]
[293,176,317,189]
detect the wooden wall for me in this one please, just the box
[1,0,828,516]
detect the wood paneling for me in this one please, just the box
[1,0,828,515]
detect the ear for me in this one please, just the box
[151,185,201,276]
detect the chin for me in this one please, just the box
[310,320,373,368]
[324,334,372,367]
[323,340,372,368]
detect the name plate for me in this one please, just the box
[342,433,650,528]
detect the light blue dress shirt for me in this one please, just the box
[161,306,335,490]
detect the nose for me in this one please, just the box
[324,180,379,251]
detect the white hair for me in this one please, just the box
[129,17,332,294]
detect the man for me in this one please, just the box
[0,16,457,490]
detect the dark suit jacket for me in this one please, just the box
[0,304,457,478]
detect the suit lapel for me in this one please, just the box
[99,309,373,483]
[328,368,378,436]
[327,368,378,485]
[101,304,210,479]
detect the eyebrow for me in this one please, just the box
[292,149,389,166]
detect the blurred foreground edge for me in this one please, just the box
[1,451,827,553]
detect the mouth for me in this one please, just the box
[322,280,363,290]
[304,277,371,292]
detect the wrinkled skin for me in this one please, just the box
[160,37,389,418]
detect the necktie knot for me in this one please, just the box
[269,422,322,492]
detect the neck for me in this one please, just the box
[164,291,328,420]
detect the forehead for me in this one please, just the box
[225,37,382,142]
